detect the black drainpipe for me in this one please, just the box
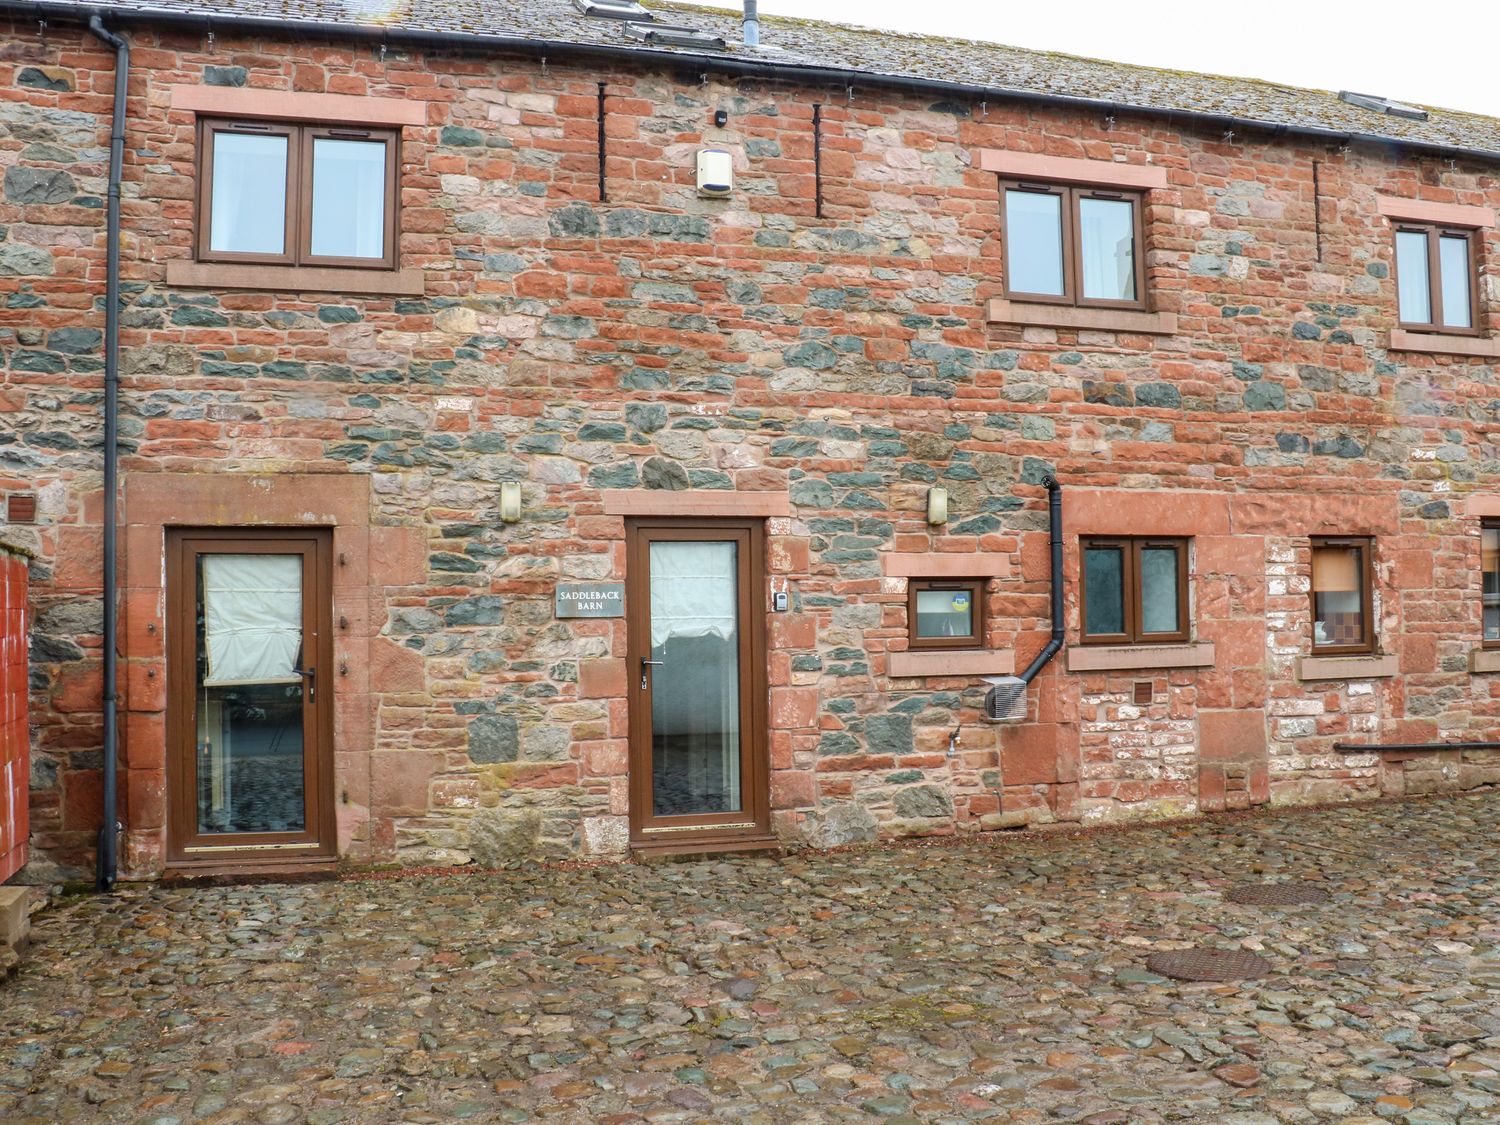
[88,14,126,892]
[1019,476,1064,684]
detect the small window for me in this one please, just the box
[197,120,398,270]
[1394,223,1479,333]
[907,578,984,649]
[1080,538,1189,644]
[1310,538,1374,655]
[1483,523,1500,648]
[1002,181,1145,309]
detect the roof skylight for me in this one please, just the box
[573,0,653,21]
[623,22,727,50]
[1338,91,1430,122]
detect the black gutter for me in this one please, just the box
[87,12,125,893]
[1018,476,1063,685]
[1335,741,1500,752]
[5,1,1500,168]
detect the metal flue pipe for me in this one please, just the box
[742,0,759,47]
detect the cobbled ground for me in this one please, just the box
[6,795,1500,1124]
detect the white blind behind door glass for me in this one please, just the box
[202,554,304,686]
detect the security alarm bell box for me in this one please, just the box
[697,149,732,197]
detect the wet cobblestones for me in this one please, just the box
[6,795,1500,1122]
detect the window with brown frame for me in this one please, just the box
[1394,222,1480,334]
[1080,537,1189,645]
[1310,537,1375,655]
[196,119,399,270]
[1483,522,1500,648]
[907,578,985,650]
[1001,181,1146,309]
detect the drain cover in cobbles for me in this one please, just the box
[1145,948,1272,982]
[1224,883,1331,906]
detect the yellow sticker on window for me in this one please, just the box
[950,593,970,612]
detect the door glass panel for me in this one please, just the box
[1083,546,1125,636]
[1439,235,1472,328]
[1396,230,1431,323]
[209,131,288,255]
[1078,196,1136,301]
[310,137,388,259]
[648,540,742,817]
[1139,546,1180,634]
[1005,189,1065,296]
[195,554,306,834]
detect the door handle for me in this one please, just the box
[640,657,663,690]
[293,666,316,702]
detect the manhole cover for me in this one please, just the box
[1224,883,1331,906]
[1145,948,1272,982]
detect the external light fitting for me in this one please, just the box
[926,487,948,526]
[499,481,523,523]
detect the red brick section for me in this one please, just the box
[0,547,28,883]
[4,22,1500,874]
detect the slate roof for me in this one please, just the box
[13,0,1500,160]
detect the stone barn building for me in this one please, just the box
[3,0,1500,882]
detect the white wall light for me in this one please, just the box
[499,481,523,523]
[927,486,948,526]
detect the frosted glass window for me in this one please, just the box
[1005,190,1065,296]
[1396,231,1431,323]
[914,588,975,640]
[1079,196,1136,302]
[1440,236,1472,328]
[310,138,388,260]
[209,132,288,255]
[1083,546,1125,636]
[1139,547,1179,635]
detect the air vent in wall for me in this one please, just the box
[573,0,654,20]
[624,22,727,50]
[1338,90,1429,122]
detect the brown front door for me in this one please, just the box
[626,519,770,847]
[166,529,335,865]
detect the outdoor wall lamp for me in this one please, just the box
[927,486,948,526]
[499,481,523,523]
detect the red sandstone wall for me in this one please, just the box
[0,547,28,883]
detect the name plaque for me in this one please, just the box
[555,582,626,619]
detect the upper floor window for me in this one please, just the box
[1081,537,1188,644]
[1483,522,1500,648]
[197,120,398,270]
[1395,222,1478,333]
[1311,537,1374,655]
[1002,181,1145,309]
[907,578,984,649]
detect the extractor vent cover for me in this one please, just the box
[983,675,1028,722]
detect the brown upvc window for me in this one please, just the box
[1310,537,1375,655]
[196,119,399,270]
[1080,537,1189,645]
[1483,522,1500,648]
[1394,222,1480,334]
[1001,181,1146,309]
[907,578,985,650]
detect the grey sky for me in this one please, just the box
[698,0,1499,117]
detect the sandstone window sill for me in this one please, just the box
[1297,653,1399,681]
[1471,648,1500,673]
[986,299,1177,335]
[888,649,1015,678]
[1389,329,1500,358]
[1065,641,1215,672]
[165,260,426,297]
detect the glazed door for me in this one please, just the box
[627,520,769,845]
[166,529,335,864]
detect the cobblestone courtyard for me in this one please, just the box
[6,796,1500,1124]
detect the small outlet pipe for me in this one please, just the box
[1019,475,1063,684]
[87,13,127,893]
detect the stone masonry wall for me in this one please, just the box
[3,20,1500,877]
